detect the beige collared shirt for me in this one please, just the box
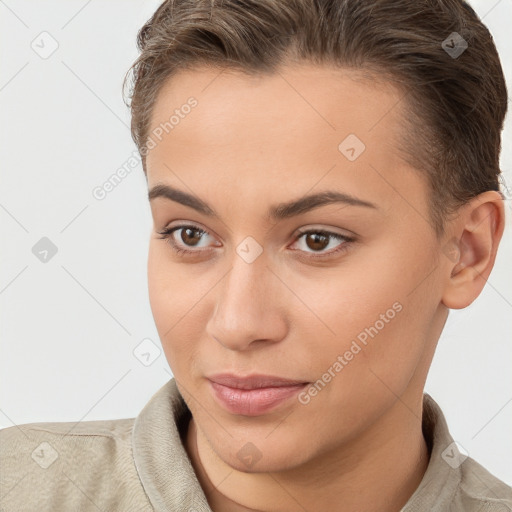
[1,378,511,511]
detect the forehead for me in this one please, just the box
[148,63,405,148]
[145,64,427,225]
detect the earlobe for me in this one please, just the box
[441,235,483,309]
[441,191,505,310]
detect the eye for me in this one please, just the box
[156,224,219,256]
[156,224,355,259]
[290,228,355,258]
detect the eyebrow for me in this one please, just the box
[148,183,378,221]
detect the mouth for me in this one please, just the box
[207,373,310,416]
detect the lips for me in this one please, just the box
[208,373,308,389]
[207,373,309,416]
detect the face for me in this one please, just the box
[146,64,449,473]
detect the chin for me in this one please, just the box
[211,432,312,474]
[224,452,298,474]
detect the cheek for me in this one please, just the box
[301,243,435,391]
[290,289,430,443]
[147,244,191,367]
[147,241,202,329]
[147,244,174,334]
[147,242,216,376]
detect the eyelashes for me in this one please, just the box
[292,228,354,257]
[156,225,216,257]
[156,224,355,260]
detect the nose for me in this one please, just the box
[206,250,288,351]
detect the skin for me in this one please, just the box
[145,64,505,512]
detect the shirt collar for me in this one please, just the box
[401,392,462,510]
[132,378,212,511]
[132,378,463,511]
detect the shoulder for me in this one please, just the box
[0,418,153,511]
[0,416,136,440]
[416,394,512,511]
[0,417,136,466]
[454,455,512,511]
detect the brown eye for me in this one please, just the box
[156,224,217,256]
[291,229,355,258]
[180,227,204,247]
[304,232,330,251]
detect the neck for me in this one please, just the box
[185,393,430,512]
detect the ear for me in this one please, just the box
[441,191,506,310]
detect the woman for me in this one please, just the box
[1,0,511,510]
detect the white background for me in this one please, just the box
[1,0,511,486]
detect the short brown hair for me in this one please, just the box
[123,0,508,237]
